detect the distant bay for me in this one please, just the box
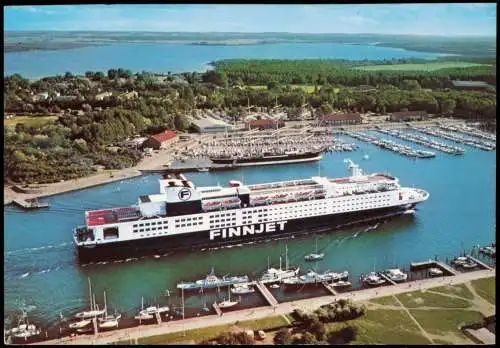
[4,42,447,79]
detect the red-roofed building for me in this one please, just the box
[143,130,177,150]
[318,113,362,126]
[245,119,285,131]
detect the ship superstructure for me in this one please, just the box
[73,160,429,263]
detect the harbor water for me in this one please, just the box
[4,135,496,334]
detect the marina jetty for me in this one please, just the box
[28,268,494,346]
[12,198,50,210]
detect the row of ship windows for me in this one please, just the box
[133,225,167,233]
[176,216,203,223]
[210,222,237,229]
[210,217,236,223]
[137,231,168,237]
[133,220,168,228]
[209,212,236,218]
[175,221,204,228]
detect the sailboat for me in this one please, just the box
[74,278,105,319]
[259,244,300,284]
[98,291,121,329]
[304,237,325,261]
[135,297,154,321]
[9,311,41,341]
[218,284,239,309]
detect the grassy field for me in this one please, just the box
[471,277,496,305]
[369,295,400,306]
[327,308,431,344]
[355,61,488,71]
[409,309,484,339]
[114,315,289,345]
[396,290,472,309]
[430,283,475,300]
[4,115,58,127]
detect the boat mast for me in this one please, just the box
[181,284,185,320]
[228,284,231,302]
[88,278,92,311]
[103,291,107,317]
[285,244,289,270]
[279,256,282,271]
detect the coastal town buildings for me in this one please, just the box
[142,130,177,150]
[318,113,362,126]
[245,119,285,130]
[390,110,428,122]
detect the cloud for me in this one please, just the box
[338,15,377,25]
[10,6,56,15]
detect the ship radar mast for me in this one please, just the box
[343,159,363,177]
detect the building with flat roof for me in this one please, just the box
[390,110,428,122]
[318,113,362,126]
[245,119,285,130]
[191,117,234,133]
[450,80,494,91]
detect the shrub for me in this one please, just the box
[273,328,293,345]
[339,326,358,343]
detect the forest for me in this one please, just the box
[3,58,496,184]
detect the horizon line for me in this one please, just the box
[4,30,496,38]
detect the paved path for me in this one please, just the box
[32,269,494,345]
[392,295,435,344]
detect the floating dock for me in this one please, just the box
[466,255,493,271]
[410,259,458,276]
[13,199,50,210]
[254,281,279,307]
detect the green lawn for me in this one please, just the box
[471,277,496,305]
[430,283,475,300]
[396,290,472,309]
[327,308,431,345]
[113,315,289,345]
[355,61,488,71]
[369,295,401,307]
[4,115,58,127]
[409,309,484,338]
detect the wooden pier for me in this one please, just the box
[410,259,459,276]
[377,272,397,286]
[212,302,222,316]
[254,281,278,307]
[410,259,435,270]
[321,282,338,296]
[13,198,50,210]
[466,255,493,271]
[435,261,459,276]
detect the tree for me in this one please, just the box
[310,321,326,341]
[440,98,456,116]
[273,328,293,345]
[301,332,318,344]
[339,326,358,343]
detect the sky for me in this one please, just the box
[4,4,497,36]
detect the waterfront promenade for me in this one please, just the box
[32,269,494,345]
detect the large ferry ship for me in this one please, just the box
[73,160,429,263]
[209,150,323,167]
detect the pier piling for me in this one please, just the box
[155,311,162,324]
